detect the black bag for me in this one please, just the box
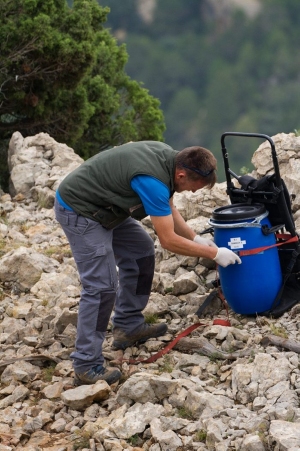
[263,239,300,318]
[230,173,296,236]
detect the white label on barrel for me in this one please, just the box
[228,237,246,249]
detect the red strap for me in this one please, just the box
[124,316,231,365]
[213,318,231,327]
[217,282,230,323]
[127,322,206,364]
[238,233,298,257]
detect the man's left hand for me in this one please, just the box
[193,235,217,248]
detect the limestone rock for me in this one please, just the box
[269,419,300,450]
[60,380,111,410]
[0,247,59,291]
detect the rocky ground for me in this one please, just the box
[1,132,300,451]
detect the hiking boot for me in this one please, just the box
[74,365,122,386]
[112,322,168,350]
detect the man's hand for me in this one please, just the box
[213,247,242,267]
[193,235,217,248]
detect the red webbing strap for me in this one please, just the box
[216,284,231,327]
[126,317,231,365]
[238,233,299,257]
[127,322,205,364]
[213,319,231,326]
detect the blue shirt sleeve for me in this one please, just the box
[56,190,73,211]
[130,175,172,216]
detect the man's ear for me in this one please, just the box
[174,168,186,179]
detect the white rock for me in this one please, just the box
[61,380,111,410]
[269,419,300,450]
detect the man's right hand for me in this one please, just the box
[213,247,242,267]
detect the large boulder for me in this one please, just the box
[8,132,83,204]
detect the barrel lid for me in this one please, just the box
[212,203,266,221]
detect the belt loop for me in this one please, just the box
[75,215,78,227]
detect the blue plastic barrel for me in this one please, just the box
[208,203,283,314]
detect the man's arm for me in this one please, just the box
[169,197,196,240]
[150,213,217,259]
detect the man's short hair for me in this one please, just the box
[176,146,217,188]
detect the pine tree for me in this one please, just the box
[0,0,165,187]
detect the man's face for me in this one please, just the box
[174,168,207,193]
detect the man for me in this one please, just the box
[55,141,241,386]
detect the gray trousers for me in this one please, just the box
[54,200,155,372]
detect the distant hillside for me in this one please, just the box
[101,0,300,179]
[135,0,262,24]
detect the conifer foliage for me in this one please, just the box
[0,0,165,166]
